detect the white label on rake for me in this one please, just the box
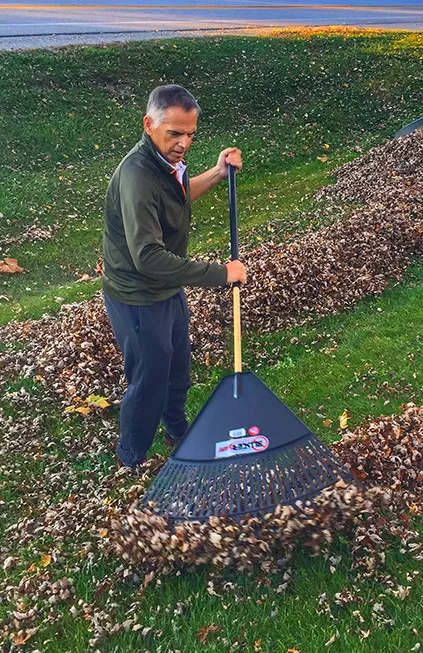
[229,427,246,439]
[215,435,269,458]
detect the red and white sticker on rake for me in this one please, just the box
[215,426,269,458]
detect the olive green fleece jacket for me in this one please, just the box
[102,132,228,305]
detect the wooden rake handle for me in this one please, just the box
[228,164,242,377]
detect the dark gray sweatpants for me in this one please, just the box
[103,290,191,466]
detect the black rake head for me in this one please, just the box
[141,431,355,521]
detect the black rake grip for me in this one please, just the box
[228,163,239,263]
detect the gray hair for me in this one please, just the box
[146,84,200,126]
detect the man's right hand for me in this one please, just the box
[225,260,247,284]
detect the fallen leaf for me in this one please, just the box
[76,273,93,283]
[75,406,91,415]
[142,571,155,588]
[325,632,339,646]
[12,630,37,645]
[339,410,349,429]
[196,624,221,643]
[86,394,110,409]
[41,553,51,568]
[350,466,367,482]
[0,258,24,273]
[322,419,333,427]
[3,556,18,571]
[317,156,328,163]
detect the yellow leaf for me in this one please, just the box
[41,553,51,568]
[86,394,110,409]
[94,143,100,149]
[322,419,333,427]
[339,410,349,429]
[75,406,91,415]
[64,405,77,413]
[99,528,108,537]
[27,563,37,573]
[323,143,330,149]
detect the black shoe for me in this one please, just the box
[164,431,186,447]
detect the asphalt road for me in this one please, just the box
[0,1,422,49]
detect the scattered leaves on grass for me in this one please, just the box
[1,130,423,402]
[1,125,423,651]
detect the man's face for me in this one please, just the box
[144,106,198,166]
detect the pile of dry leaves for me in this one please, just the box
[112,403,423,576]
[1,129,422,404]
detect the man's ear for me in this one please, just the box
[144,115,153,135]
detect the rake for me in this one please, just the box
[140,165,356,521]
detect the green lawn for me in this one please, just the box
[1,28,423,653]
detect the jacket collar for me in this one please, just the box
[138,132,188,203]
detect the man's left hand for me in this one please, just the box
[216,147,242,180]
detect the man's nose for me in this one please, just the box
[178,135,190,149]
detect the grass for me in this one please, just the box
[1,27,423,653]
[1,29,422,315]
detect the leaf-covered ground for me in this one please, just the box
[1,128,422,404]
[1,28,423,653]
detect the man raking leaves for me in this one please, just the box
[102,84,245,472]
